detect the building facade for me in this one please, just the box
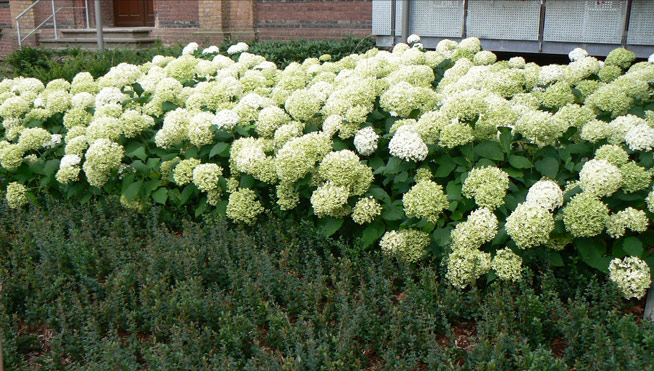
[0,0,373,56]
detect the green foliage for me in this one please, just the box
[0,199,652,369]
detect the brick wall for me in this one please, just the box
[154,0,198,29]
[255,0,372,40]
[0,0,373,58]
[0,0,13,56]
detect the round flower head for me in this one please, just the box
[450,208,499,251]
[6,182,28,209]
[120,110,155,139]
[585,85,633,118]
[275,181,300,211]
[605,47,636,69]
[606,207,648,239]
[65,135,88,157]
[285,89,323,122]
[608,256,651,299]
[82,139,124,188]
[182,42,199,55]
[202,45,219,55]
[473,51,497,66]
[438,120,474,148]
[256,106,291,138]
[608,114,647,145]
[505,202,555,249]
[173,158,201,186]
[0,96,30,118]
[568,47,589,62]
[192,163,223,192]
[620,161,651,194]
[227,42,249,55]
[541,81,575,110]
[625,123,654,151]
[352,196,383,224]
[402,180,449,224]
[462,166,510,210]
[310,182,350,218]
[407,34,421,44]
[55,154,82,184]
[446,248,492,289]
[562,192,610,237]
[226,188,264,225]
[17,128,51,151]
[514,110,565,147]
[594,144,629,166]
[318,150,374,196]
[213,110,240,131]
[508,56,526,68]
[275,132,332,183]
[598,65,622,82]
[491,248,523,282]
[388,124,428,162]
[579,159,622,197]
[353,126,379,157]
[525,179,564,211]
[380,229,430,263]
[580,119,610,143]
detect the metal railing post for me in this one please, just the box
[94,0,104,50]
[16,20,21,49]
[51,0,58,40]
[85,0,90,28]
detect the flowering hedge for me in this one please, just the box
[1,39,653,298]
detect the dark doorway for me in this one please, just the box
[114,0,155,27]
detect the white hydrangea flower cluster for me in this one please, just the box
[351,196,382,224]
[380,229,430,263]
[605,207,648,239]
[579,159,622,197]
[491,248,523,282]
[55,154,82,184]
[82,139,124,188]
[525,179,563,211]
[450,208,498,251]
[226,188,263,225]
[462,166,510,210]
[568,48,589,62]
[608,256,651,299]
[402,179,449,224]
[388,124,428,162]
[505,202,555,249]
[5,182,28,209]
[227,42,249,55]
[353,126,379,156]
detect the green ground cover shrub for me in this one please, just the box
[0,199,652,369]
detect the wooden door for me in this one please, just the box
[114,0,155,27]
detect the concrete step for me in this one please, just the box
[59,27,154,40]
[38,37,157,50]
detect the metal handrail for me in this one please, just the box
[16,0,89,49]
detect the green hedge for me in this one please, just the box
[0,199,652,369]
[2,36,375,83]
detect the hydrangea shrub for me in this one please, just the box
[1,40,654,298]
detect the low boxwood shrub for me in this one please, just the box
[0,199,652,369]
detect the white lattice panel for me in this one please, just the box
[395,0,464,38]
[467,0,541,41]
[544,0,627,44]
[627,0,654,45]
[372,0,392,35]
